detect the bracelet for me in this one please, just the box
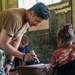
[23,54,26,61]
[7,60,13,65]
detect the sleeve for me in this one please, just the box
[24,46,30,53]
[50,52,59,67]
[3,15,21,37]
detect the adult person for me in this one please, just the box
[0,2,51,75]
[44,24,75,75]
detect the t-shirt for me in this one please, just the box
[50,45,75,67]
[50,45,75,75]
[0,8,29,40]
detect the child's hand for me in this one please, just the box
[43,67,49,72]
[42,64,50,72]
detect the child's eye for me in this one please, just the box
[22,42,24,45]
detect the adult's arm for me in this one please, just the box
[0,29,36,61]
[7,33,23,61]
[5,33,23,75]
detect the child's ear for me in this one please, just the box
[61,38,63,43]
[61,38,66,46]
[59,37,63,45]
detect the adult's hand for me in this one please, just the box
[24,52,37,61]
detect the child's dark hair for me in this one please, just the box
[29,2,51,20]
[58,24,74,42]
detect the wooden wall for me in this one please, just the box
[0,0,2,11]
[0,0,18,11]
[72,0,75,29]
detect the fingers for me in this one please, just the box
[25,53,37,61]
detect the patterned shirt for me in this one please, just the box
[50,45,75,68]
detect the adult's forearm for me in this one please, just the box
[7,38,21,62]
[1,42,23,60]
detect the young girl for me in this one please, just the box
[45,24,75,75]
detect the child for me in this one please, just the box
[45,24,75,75]
[15,34,35,68]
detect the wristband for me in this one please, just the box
[7,60,13,65]
[23,54,26,61]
